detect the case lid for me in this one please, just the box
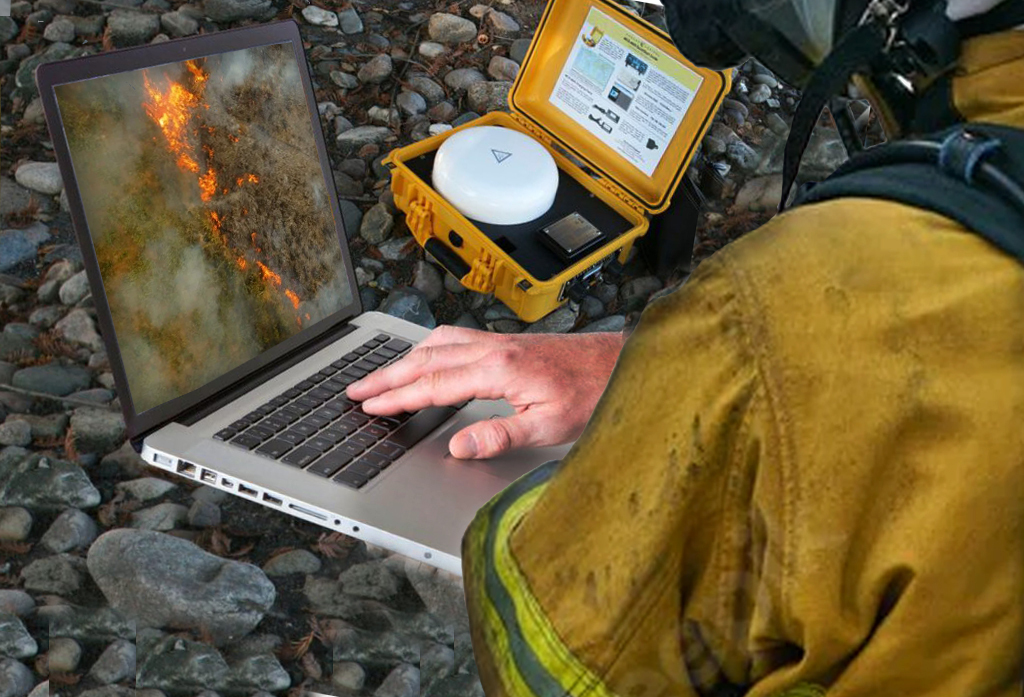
[510,0,730,214]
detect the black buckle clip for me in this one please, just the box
[938,129,1003,185]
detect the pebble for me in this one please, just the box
[580,314,626,333]
[0,421,31,448]
[524,306,577,333]
[0,453,101,510]
[620,276,662,304]
[336,126,393,155]
[0,591,35,617]
[359,54,394,84]
[262,549,322,576]
[0,18,18,44]
[333,169,363,196]
[86,528,276,645]
[301,4,337,26]
[338,6,363,33]
[753,73,779,88]
[130,502,189,531]
[25,684,49,697]
[160,10,198,37]
[702,135,726,156]
[397,90,427,117]
[106,9,161,47]
[380,288,436,329]
[376,663,420,697]
[0,506,32,541]
[428,13,477,44]
[28,305,65,331]
[444,68,485,93]
[43,17,75,42]
[339,199,363,240]
[20,554,87,595]
[487,56,519,82]
[467,81,512,113]
[401,559,467,629]
[203,0,272,22]
[0,658,34,697]
[726,139,761,172]
[13,162,62,196]
[47,636,82,672]
[54,308,104,351]
[580,296,604,319]
[331,661,366,691]
[749,83,772,104]
[330,70,358,90]
[428,124,453,137]
[59,270,90,305]
[361,203,395,244]
[116,477,177,502]
[428,101,459,123]
[191,485,230,505]
[407,75,446,106]
[766,112,789,136]
[735,174,783,212]
[421,642,455,693]
[186,498,221,528]
[418,41,447,60]
[14,413,68,441]
[412,260,444,302]
[89,639,136,684]
[70,406,126,454]
[99,442,148,479]
[0,612,36,660]
[46,604,136,644]
[486,10,520,35]
[40,507,98,553]
[339,559,401,600]
[377,237,417,261]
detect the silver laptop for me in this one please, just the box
[36,20,572,576]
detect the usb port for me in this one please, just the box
[262,493,282,506]
[200,470,217,484]
[221,478,233,487]
[238,483,258,497]
[176,460,197,477]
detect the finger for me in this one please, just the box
[346,341,491,402]
[361,362,506,414]
[448,409,554,459]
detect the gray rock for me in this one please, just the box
[487,56,519,82]
[452,111,481,127]
[580,296,604,319]
[709,122,739,144]
[376,663,419,697]
[428,101,459,123]
[735,174,783,212]
[47,636,82,672]
[377,237,417,261]
[339,559,401,600]
[70,407,125,454]
[0,364,13,387]
[99,442,148,478]
[453,631,476,675]
[203,0,272,22]
[160,11,198,37]
[396,90,427,117]
[89,639,135,684]
[337,126,393,155]
[25,684,49,697]
[301,5,337,26]
[418,41,448,60]
[466,81,511,113]
[106,9,160,47]
[412,260,444,302]
[426,674,485,697]
[13,162,62,196]
[701,135,726,157]
[40,507,98,552]
[86,528,276,645]
[749,83,772,104]
[368,105,400,127]
[47,605,136,643]
[0,453,101,510]
[261,549,321,576]
[130,502,189,531]
[20,554,87,594]
[135,635,230,691]
[800,127,849,181]
[401,559,467,628]
[580,314,626,333]
[0,507,32,540]
[59,270,90,305]
[0,613,36,659]
[219,652,290,692]
[380,288,436,329]
[331,661,366,691]
[725,139,760,172]
[0,18,18,44]
[0,658,34,697]
[753,72,779,88]
[339,199,363,240]
[191,485,229,505]
[64,388,114,408]
[333,169,363,197]
[76,686,135,697]
[510,37,532,63]
[16,42,90,99]
[64,13,106,35]
[407,75,445,106]
[444,68,485,94]
[328,620,421,666]
[621,276,662,303]
[0,591,34,617]
[359,54,393,84]
[0,421,31,448]
[360,286,383,312]
[43,16,76,42]
[54,308,103,351]
[330,70,358,89]
[486,10,519,35]
[428,13,476,44]
[421,642,455,693]
[0,178,40,220]
[338,6,363,33]
[116,477,177,502]
[525,306,577,333]
[766,112,789,136]
[13,413,67,441]
[186,498,220,528]
[361,203,395,244]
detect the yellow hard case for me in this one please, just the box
[384,0,731,322]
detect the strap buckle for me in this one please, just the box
[938,129,1003,185]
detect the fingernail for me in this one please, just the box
[456,433,478,458]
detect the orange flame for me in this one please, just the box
[199,168,217,202]
[256,261,281,287]
[186,60,207,85]
[142,71,201,173]
[285,289,300,309]
[228,134,239,143]
[237,257,247,270]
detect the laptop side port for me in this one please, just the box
[262,493,282,506]
[176,460,197,478]
[288,503,327,521]
[238,483,258,497]
[200,469,217,484]
[221,478,234,488]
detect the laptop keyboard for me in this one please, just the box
[213,333,461,490]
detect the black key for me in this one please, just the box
[282,446,320,468]
[343,352,361,362]
[353,346,371,356]
[259,415,289,432]
[387,406,456,448]
[294,396,319,411]
[374,333,391,343]
[333,469,369,489]
[305,436,335,453]
[352,359,376,372]
[319,426,353,444]
[362,452,391,470]
[363,424,389,440]
[348,460,379,477]
[363,338,384,348]
[341,412,370,427]
[283,388,302,399]
[331,421,359,437]
[230,433,263,450]
[349,433,377,449]
[377,347,398,359]
[319,380,346,394]
[256,439,293,458]
[296,379,317,391]
[329,397,357,412]
[331,359,350,369]
[303,414,331,430]
[375,441,406,459]
[307,456,346,478]
[392,411,412,423]
[291,421,319,437]
[278,430,307,445]
[308,387,333,402]
[364,354,388,366]
[244,410,263,422]
[335,441,366,459]
[318,365,339,377]
[255,404,276,416]
[341,367,368,380]
[334,375,357,387]
[375,416,401,430]
[229,418,252,431]
[246,425,274,441]
[270,396,290,407]
[278,406,304,423]
[384,338,412,352]
[314,405,344,421]
[214,428,237,441]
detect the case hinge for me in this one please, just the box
[509,112,552,147]
[594,174,647,217]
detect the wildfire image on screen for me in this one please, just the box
[55,43,353,415]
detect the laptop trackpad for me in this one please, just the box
[436,420,569,483]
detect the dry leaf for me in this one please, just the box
[0,541,33,555]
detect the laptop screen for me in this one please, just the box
[53,42,354,416]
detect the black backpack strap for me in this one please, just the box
[791,123,1024,265]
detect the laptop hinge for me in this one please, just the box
[130,318,358,453]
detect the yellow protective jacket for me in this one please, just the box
[462,29,1024,697]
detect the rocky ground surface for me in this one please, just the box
[0,0,883,695]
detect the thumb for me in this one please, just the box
[449,414,536,460]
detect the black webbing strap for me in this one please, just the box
[958,0,1024,39]
[792,123,1024,265]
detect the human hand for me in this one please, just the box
[345,325,625,459]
